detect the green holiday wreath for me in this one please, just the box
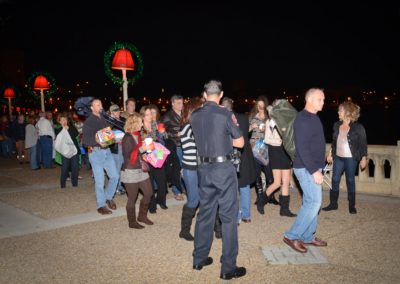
[27,71,57,100]
[104,42,144,86]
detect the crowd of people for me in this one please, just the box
[0,81,368,281]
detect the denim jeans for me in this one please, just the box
[89,148,119,208]
[182,168,199,208]
[285,168,322,242]
[332,156,357,193]
[28,145,39,169]
[172,147,185,196]
[112,144,124,190]
[237,185,251,222]
[1,138,13,157]
[39,136,53,168]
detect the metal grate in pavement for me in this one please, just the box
[262,246,328,265]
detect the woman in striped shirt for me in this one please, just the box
[178,97,203,241]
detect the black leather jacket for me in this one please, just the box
[161,109,181,147]
[331,121,368,161]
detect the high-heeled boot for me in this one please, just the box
[256,192,270,215]
[137,201,154,225]
[179,205,196,241]
[254,176,264,205]
[127,205,144,229]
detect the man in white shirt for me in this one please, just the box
[36,112,55,169]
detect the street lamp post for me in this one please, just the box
[33,75,50,112]
[3,88,15,118]
[111,49,135,111]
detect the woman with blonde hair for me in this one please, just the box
[121,113,154,229]
[324,101,367,214]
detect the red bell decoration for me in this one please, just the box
[112,49,135,70]
[4,88,15,99]
[33,75,50,90]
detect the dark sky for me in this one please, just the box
[1,1,399,96]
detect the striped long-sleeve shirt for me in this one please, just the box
[180,123,197,170]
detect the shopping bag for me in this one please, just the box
[144,142,171,168]
[55,128,78,159]
[252,139,269,166]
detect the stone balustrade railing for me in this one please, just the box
[324,141,400,197]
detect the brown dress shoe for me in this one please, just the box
[106,200,117,210]
[283,236,307,253]
[304,237,327,247]
[97,206,112,215]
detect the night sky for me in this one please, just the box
[1,2,399,96]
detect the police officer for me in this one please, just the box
[190,80,246,280]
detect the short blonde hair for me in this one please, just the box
[305,88,324,100]
[339,101,360,122]
[124,113,142,133]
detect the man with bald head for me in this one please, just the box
[283,88,328,253]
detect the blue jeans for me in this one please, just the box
[112,144,124,190]
[172,147,185,196]
[237,185,251,221]
[182,168,199,208]
[39,136,53,168]
[285,168,322,242]
[28,145,39,169]
[89,148,119,208]
[1,138,13,157]
[332,156,357,193]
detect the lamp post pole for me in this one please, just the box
[40,89,45,112]
[7,97,12,118]
[122,69,128,111]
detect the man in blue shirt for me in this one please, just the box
[283,88,328,253]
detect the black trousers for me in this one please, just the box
[193,161,239,274]
[60,154,79,188]
[148,165,167,209]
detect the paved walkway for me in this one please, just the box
[0,156,400,283]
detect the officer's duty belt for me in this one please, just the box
[198,154,235,164]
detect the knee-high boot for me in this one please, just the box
[126,205,144,229]
[348,192,357,214]
[179,205,196,241]
[322,191,339,211]
[254,176,264,205]
[256,191,270,215]
[137,200,154,225]
[148,194,157,213]
[279,195,296,217]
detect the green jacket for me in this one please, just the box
[269,99,297,161]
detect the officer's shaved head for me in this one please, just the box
[204,80,222,96]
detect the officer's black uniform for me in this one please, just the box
[190,101,243,275]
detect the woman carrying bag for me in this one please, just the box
[56,113,80,188]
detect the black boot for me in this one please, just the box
[348,192,357,214]
[214,213,222,239]
[256,192,269,215]
[179,205,196,241]
[279,195,297,217]
[322,191,339,211]
[269,192,280,205]
[254,176,264,205]
[148,194,157,214]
